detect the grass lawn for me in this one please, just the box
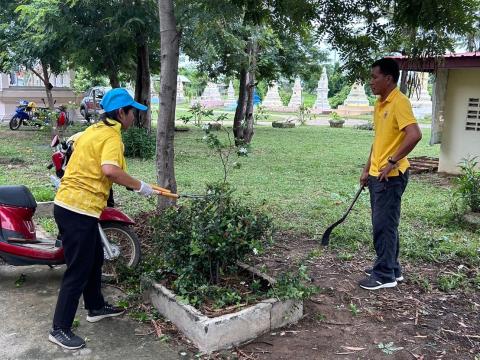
[0,123,477,266]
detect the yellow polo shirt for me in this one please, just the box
[54,120,126,217]
[369,88,417,177]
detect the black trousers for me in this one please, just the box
[368,170,409,282]
[52,205,105,329]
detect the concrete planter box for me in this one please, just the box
[272,121,295,128]
[149,264,303,353]
[328,120,345,128]
[174,126,190,132]
[463,211,480,229]
[207,122,222,131]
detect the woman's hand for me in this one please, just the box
[135,181,154,196]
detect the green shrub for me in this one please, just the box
[149,183,273,305]
[268,264,318,300]
[122,127,156,159]
[178,103,214,126]
[437,272,467,292]
[329,84,350,109]
[454,157,480,212]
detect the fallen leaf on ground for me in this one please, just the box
[341,346,366,351]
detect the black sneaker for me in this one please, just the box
[86,302,125,323]
[364,268,404,282]
[48,328,85,350]
[359,276,397,290]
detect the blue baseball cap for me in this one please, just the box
[100,88,148,112]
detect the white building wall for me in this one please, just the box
[0,71,77,121]
[439,69,480,173]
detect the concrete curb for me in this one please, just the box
[35,201,54,218]
[149,270,303,353]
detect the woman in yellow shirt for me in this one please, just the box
[49,88,153,350]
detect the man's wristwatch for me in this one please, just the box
[388,156,397,165]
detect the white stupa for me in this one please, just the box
[337,82,373,115]
[287,77,302,110]
[224,80,236,108]
[199,82,224,108]
[344,82,369,106]
[262,82,284,111]
[176,77,185,103]
[313,68,331,113]
[410,72,432,119]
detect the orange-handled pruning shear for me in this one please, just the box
[150,184,209,199]
[150,184,179,199]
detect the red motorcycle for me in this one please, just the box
[0,138,141,279]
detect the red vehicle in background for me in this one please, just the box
[79,86,110,122]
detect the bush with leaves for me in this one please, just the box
[122,127,156,159]
[254,105,270,124]
[201,122,248,183]
[454,156,480,213]
[268,264,318,300]
[297,105,315,125]
[149,183,273,304]
[178,103,214,126]
[329,84,350,109]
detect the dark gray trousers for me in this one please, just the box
[52,205,105,329]
[368,170,409,282]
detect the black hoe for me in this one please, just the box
[321,186,365,246]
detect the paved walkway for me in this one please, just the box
[256,119,431,129]
[0,265,183,360]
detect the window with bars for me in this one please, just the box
[466,98,480,131]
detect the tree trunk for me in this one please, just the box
[134,35,152,131]
[399,70,408,95]
[157,0,179,210]
[108,72,120,88]
[37,60,54,109]
[243,72,254,143]
[243,38,258,144]
[233,68,247,142]
[400,27,417,95]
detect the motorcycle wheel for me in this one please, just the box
[9,115,21,130]
[101,222,141,281]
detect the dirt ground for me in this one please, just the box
[236,234,480,360]
[131,220,480,360]
[132,213,480,360]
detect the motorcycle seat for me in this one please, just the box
[0,185,37,209]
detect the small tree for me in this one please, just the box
[201,121,248,184]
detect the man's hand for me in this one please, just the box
[377,163,396,182]
[360,169,369,187]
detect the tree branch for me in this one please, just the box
[29,67,45,83]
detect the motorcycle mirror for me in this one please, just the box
[50,135,59,148]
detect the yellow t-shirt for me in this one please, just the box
[54,120,126,217]
[369,88,417,177]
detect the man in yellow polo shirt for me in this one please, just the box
[49,88,154,350]
[359,58,422,290]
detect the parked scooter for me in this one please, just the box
[0,184,141,280]
[0,136,141,279]
[9,99,69,131]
